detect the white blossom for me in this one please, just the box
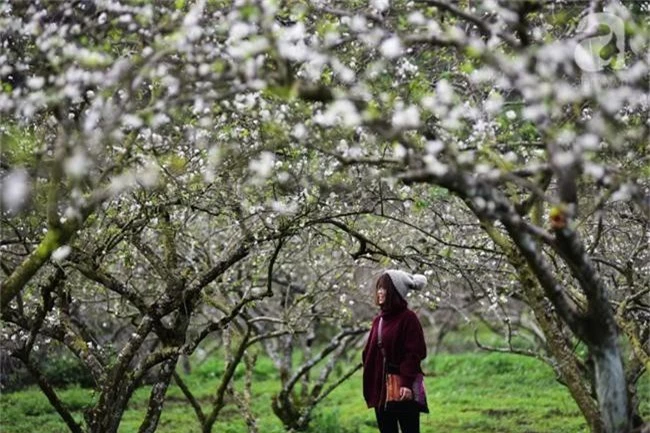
[584,162,605,180]
[408,11,426,25]
[611,184,634,202]
[577,133,600,150]
[227,38,270,59]
[64,150,91,179]
[393,144,407,158]
[314,100,361,128]
[121,114,143,129]
[1,169,31,214]
[423,155,448,176]
[371,0,390,13]
[27,76,45,90]
[271,200,298,215]
[522,105,546,122]
[552,151,575,167]
[350,15,368,32]
[137,160,160,188]
[420,95,436,111]
[303,53,328,81]
[556,129,576,146]
[181,0,205,42]
[483,92,503,114]
[109,171,137,195]
[277,22,308,61]
[436,79,455,104]
[392,104,420,129]
[332,60,356,84]
[292,123,307,140]
[151,113,170,128]
[51,245,72,262]
[426,140,444,155]
[229,22,253,42]
[380,36,403,59]
[427,20,442,36]
[249,151,275,179]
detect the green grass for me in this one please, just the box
[422,354,587,433]
[1,352,648,433]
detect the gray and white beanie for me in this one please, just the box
[384,269,427,300]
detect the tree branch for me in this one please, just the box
[173,370,206,425]
[13,352,84,433]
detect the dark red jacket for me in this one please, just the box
[361,307,426,408]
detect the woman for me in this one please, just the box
[362,270,428,433]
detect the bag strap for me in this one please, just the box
[378,317,400,377]
[377,317,386,358]
[378,317,389,408]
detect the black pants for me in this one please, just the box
[375,406,420,433]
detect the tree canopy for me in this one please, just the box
[1,1,649,433]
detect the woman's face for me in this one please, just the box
[377,285,387,306]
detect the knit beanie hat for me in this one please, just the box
[384,269,427,300]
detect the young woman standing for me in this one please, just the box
[362,270,428,433]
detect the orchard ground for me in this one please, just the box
[2,350,648,433]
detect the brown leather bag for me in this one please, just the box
[385,373,402,402]
[384,372,428,412]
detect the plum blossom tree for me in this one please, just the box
[233,1,648,432]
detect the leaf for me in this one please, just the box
[414,199,429,211]
[460,61,475,74]
[240,4,260,19]
[265,85,295,100]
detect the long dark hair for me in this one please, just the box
[375,273,407,313]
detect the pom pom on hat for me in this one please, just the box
[384,269,427,300]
